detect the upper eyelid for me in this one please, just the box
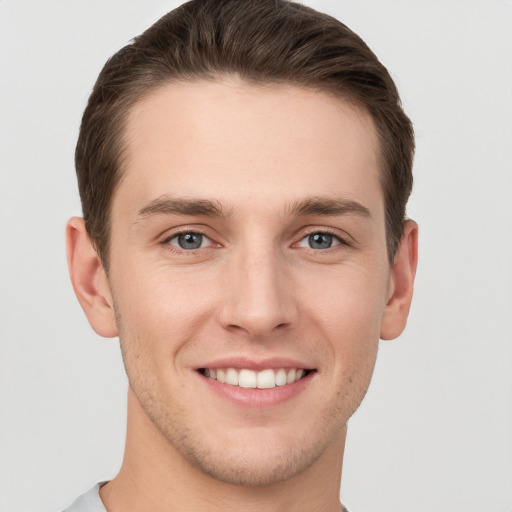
[166,231,209,241]
[294,233,347,249]
[160,226,216,242]
[163,231,218,248]
[294,227,352,245]
[163,229,206,240]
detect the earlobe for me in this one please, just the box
[66,217,118,338]
[380,220,418,340]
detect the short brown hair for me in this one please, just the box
[76,0,414,270]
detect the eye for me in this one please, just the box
[167,232,212,250]
[296,232,342,250]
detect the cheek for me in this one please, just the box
[309,274,383,417]
[296,264,386,379]
[300,263,388,335]
[112,265,219,360]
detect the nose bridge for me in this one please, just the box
[220,239,297,337]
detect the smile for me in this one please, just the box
[199,367,311,389]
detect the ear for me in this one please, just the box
[380,220,418,340]
[66,217,118,338]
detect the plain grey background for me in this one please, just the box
[0,1,511,511]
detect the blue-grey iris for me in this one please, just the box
[309,233,333,249]
[178,233,203,249]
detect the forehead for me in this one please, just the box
[117,79,382,217]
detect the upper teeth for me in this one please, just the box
[203,368,306,389]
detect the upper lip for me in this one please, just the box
[195,356,315,371]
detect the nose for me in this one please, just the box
[218,244,299,338]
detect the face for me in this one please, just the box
[107,79,392,485]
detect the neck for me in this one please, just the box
[100,388,346,512]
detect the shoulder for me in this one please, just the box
[61,482,107,512]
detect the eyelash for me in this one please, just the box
[294,229,350,251]
[161,228,350,254]
[162,229,219,254]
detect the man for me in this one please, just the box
[64,0,417,510]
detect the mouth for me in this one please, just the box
[197,367,314,389]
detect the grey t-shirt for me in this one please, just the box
[62,483,107,512]
[63,483,350,511]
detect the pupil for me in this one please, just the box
[309,233,332,249]
[178,233,202,249]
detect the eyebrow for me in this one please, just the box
[136,196,228,221]
[287,196,371,218]
[135,195,371,223]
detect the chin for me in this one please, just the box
[176,435,330,487]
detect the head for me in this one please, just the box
[67,0,417,491]
[75,0,414,273]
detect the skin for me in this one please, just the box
[67,79,418,512]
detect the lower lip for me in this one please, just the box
[197,371,315,408]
